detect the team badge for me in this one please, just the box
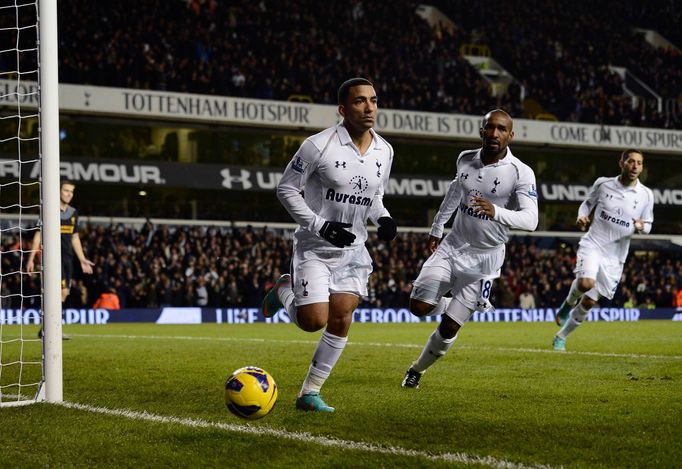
[491,177,501,194]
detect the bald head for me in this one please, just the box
[481,109,513,131]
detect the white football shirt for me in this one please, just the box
[430,148,538,250]
[578,176,654,262]
[277,123,393,250]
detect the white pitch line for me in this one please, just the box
[69,333,682,360]
[58,401,558,469]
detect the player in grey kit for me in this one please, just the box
[553,149,654,351]
[261,78,397,412]
[402,109,538,388]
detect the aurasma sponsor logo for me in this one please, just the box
[458,201,491,220]
[599,209,630,227]
[325,188,372,206]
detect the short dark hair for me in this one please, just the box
[621,148,643,161]
[60,179,75,188]
[337,77,373,105]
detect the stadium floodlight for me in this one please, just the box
[0,0,62,407]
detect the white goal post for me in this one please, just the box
[0,0,62,406]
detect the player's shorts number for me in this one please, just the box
[480,279,492,299]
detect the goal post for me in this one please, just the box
[0,0,62,406]
[39,0,63,403]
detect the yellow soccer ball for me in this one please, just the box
[224,366,278,419]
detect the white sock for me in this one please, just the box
[426,297,452,317]
[412,328,457,373]
[300,331,347,396]
[278,285,299,327]
[565,279,583,306]
[557,303,590,339]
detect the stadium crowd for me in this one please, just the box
[3,224,680,311]
[432,0,682,128]
[55,0,681,129]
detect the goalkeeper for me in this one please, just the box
[261,78,397,412]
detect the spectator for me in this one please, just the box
[195,277,209,307]
[93,286,121,310]
[640,297,656,309]
[519,288,536,309]
[674,282,682,308]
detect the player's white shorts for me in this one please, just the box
[291,243,372,306]
[411,243,504,325]
[574,245,623,300]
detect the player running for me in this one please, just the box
[260,78,397,412]
[401,109,538,388]
[553,149,654,351]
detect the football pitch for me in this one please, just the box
[2,321,681,468]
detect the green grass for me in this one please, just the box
[1,321,681,468]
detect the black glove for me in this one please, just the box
[319,221,356,248]
[377,216,397,242]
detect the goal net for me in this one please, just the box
[0,0,62,406]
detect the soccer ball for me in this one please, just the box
[224,366,278,419]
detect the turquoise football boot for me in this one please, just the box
[555,301,572,326]
[261,274,291,318]
[553,336,566,352]
[295,392,335,412]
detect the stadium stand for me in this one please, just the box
[7,223,680,310]
[431,0,682,128]
[56,0,680,128]
[56,0,510,115]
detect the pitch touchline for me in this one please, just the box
[69,333,682,360]
[58,401,557,469]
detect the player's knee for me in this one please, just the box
[297,315,326,333]
[438,316,460,340]
[579,295,597,309]
[577,278,595,292]
[409,298,433,317]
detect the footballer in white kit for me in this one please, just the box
[402,110,539,389]
[279,121,394,304]
[260,78,397,412]
[553,149,654,351]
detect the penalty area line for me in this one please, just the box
[58,401,557,469]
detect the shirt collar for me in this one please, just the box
[617,177,640,192]
[336,123,382,151]
[476,147,514,165]
[618,176,642,192]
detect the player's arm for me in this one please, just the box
[278,139,355,248]
[634,189,654,234]
[26,230,41,273]
[368,150,396,242]
[488,168,539,231]
[71,233,95,274]
[276,139,325,233]
[429,178,462,239]
[576,177,605,231]
[427,235,441,253]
